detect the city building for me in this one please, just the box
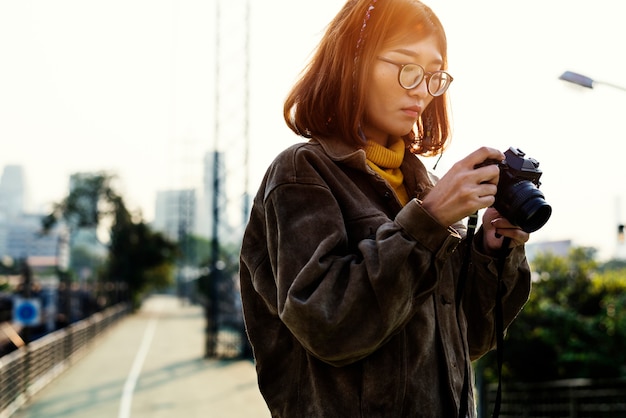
[0,167,105,278]
[0,165,26,220]
[153,150,227,243]
[0,165,60,267]
[153,189,197,243]
[525,239,572,263]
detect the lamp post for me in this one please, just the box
[559,70,626,259]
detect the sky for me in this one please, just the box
[1,0,625,260]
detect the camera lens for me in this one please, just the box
[495,180,552,233]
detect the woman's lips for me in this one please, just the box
[402,106,421,119]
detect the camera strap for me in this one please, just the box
[456,213,509,418]
[491,236,511,418]
[456,211,478,418]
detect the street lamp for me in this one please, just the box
[559,70,626,259]
[559,70,626,92]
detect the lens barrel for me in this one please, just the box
[494,180,552,233]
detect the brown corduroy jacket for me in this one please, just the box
[239,136,531,418]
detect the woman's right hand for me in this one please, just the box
[421,147,505,227]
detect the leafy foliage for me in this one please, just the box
[42,173,178,309]
[105,197,178,308]
[480,247,626,383]
[42,172,114,231]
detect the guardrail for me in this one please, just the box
[484,378,626,417]
[0,303,130,418]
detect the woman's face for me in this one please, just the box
[362,35,443,147]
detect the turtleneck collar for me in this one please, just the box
[364,138,409,206]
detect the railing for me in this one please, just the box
[485,378,626,417]
[0,303,130,418]
[189,273,252,360]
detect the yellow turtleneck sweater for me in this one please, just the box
[364,138,410,206]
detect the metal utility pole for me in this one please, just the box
[242,0,251,225]
[617,197,626,259]
[19,258,33,344]
[204,0,251,359]
[204,150,220,358]
[204,0,222,359]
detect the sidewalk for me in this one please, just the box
[11,294,271,418]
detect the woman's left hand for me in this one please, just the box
[482,207,529,254]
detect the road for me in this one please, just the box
[11,294,270,418]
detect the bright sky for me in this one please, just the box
[1,0,625,260]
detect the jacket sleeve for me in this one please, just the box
[260,179,460,367]
[461,228,532,360]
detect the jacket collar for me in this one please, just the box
[310,135,432,190]
[311,136,368,171]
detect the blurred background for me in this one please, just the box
[1,1,626,417]
[1,0,625,260]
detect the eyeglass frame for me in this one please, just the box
[376,56,453,97]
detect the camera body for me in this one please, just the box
[480,147,551,233]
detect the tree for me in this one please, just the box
[42,173,178,309]
[105,197,177,308]
[479,247,626,383]
[42,172,111,230]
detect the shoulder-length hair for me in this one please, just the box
[283,0,451,156]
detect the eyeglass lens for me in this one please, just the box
[399,65,451,96]
[427,72,451,96]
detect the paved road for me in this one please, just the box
[12,294,270,418]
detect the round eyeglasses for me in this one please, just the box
[377,56,453,97]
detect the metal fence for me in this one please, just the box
[0,303,129,418]
[189,272,251,360]
[485,378,626,417]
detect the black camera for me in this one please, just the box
[479,147,552,233]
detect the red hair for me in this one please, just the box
[283,0,451,156]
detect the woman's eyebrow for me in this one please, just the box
[390,48,443,65]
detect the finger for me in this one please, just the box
[490,217,516,229]
[482,208,502,225]
[467,147,506,167]
[477,183,498,199]
[494,227,529,246]
[474,164,500,185]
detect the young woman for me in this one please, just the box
[240,0,531,416]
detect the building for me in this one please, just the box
[525,240,572,263]
[154,150,228,243]
[0,165,65,283]
[0,168,106,278]
[153,189,197,243]
[1,214,59,262]
[0,165,26,220]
